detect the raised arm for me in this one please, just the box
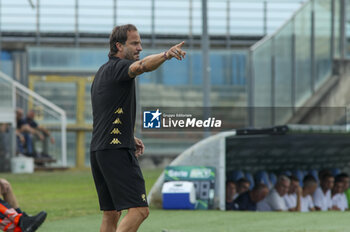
[128,41,186,78]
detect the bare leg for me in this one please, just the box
[1,183,19,209]
[116,207,149,232]
[100,211,121,232]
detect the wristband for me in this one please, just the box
[163,51,168,60]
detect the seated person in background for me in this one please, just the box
[15,109,42,157]
[235,178,250,200]
[284,175,302,211]
[301,175,317,212]
[313,172,334,211]
[331,176,346,211]
[24,110,55,158]
[335,173,349,211]
[0,178,47,232]
[225,180,237,210]
[257,175,290,211]
[232,183,269,211]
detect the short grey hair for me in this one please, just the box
[277,175,290,185]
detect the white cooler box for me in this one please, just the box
[162,181,196,210]
[11,156,34,173]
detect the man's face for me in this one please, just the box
[16,109,23,119]
[119,30,142,60]
[276,180,290,196]
[226,182,236,200]
[308,182,318,195]
[333,182,344,194]
[289,180,299,194]
[342,177,349,191]
[238,182,250,194]
[28,111,35,119]
[322,177,334,190]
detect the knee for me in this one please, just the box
[103,210,120,222]
[138,207,149,220]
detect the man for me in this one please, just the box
[284,175,302,211]
[300,175,317,212]
[90,24,186,232]
[25,110,55,158]
[331,176,347,211]
[235,178,250,200]
[16,109,43,157]
[225,180,237,210]
[313,173,334,211]
[232,183,269,211]
[334,173,349,211]
[0,178,47,232]
[16,109,34,156]
[257,175,290,211]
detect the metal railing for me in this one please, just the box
[0,0,305,44]
[248,0,345,127]
[0,71,67,166]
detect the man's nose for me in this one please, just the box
[138,44,143,51]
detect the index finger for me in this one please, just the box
[176,41,185,48]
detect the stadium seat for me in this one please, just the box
[292,170,304,187]
[308,169,319,183]
[269,173,277,186]
[303,170,309,177]
[244,172,255,190]
[331,168,341,176]
[255,171,270,188]
[280,170,292,177]
[228,170,244,182]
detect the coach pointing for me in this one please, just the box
[90,24,186,232]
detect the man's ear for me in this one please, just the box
[116,42,123,53]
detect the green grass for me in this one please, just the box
[2,169,350,232]
[0,169,162,221]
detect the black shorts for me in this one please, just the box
[90,149,148,211]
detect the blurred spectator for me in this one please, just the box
[301,175,317,212]
[313,172,334,211]
[284,175,302,211]
[318,169,331,182]
[337,173,350,210]
[25,110,55,158]
[232,183,269,211]
[331,174,348,211]
[16,108,37,157]
[235,178,250,200]
[257,175,290,211]
[225,180,237,210]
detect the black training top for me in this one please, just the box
[25,117,38,128]
[90,56,136,152]
[232,191,256,211]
